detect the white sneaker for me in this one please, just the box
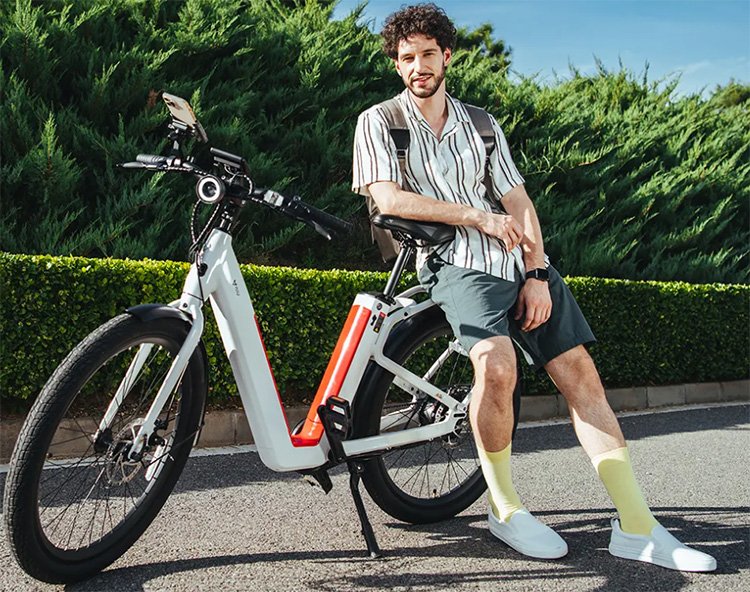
[609,519,717,572]
[488,509,568,559]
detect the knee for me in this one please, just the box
[470,337,519,401]
[472,344,517,396]
[555,348,606,403]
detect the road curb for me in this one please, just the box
[1,380,747,462]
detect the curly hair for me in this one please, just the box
[380,3,457,59]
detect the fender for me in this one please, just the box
[126,303,193,324]
[126,303,210,444]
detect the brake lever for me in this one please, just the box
[309,221,332,241]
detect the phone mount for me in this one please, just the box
[167,117,208,144]
[161,92,208,156]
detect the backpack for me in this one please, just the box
[366,97,498,262]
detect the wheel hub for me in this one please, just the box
[104,418,147,485]
[418,385,473,447]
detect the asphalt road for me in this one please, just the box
[1,403,748,592]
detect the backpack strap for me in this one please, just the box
[380,97,410,174]
[365,97,409,262]
[464,103,502,212]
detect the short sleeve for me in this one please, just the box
[487,115,525,197]
[352,108,403,197]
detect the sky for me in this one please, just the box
[331,0,750,96]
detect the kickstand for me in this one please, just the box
[347,460,382,559]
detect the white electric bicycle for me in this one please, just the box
[3,93,520,584]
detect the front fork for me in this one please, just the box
[95,297,205,461]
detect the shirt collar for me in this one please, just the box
[398,89,466,139]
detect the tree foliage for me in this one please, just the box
[1,0,747,283]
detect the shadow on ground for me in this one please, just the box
[64,506,748,592]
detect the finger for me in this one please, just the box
[522,303,536,331]
[511,220,523,243]
[513,225,524,249]
[533,306,547,330]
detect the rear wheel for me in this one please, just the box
[3,314,206,584]
[352,305,521,524]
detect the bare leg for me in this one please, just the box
[544,345,624,457]
[471,336,568,558]
[546,345,657,533]
[468,335,517,452]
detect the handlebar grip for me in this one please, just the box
[136,154,168,165]
[298,200,353,235]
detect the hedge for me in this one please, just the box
[1,252,748,412]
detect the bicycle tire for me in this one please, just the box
[3,314,207,584]
[352,305,521,524]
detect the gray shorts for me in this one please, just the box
[418,257,596,369]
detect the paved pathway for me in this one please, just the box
[1,404,748,591]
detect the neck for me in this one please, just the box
[410,81,448,122]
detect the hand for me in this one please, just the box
[514,279,552,332]
[476,212,523,251]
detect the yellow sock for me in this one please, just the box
[592,446,659,535]
[477,443,524,522]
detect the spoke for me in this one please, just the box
[72,417,94,445]
[40,446,103,495]
[80,478,105,549]
[102,473,115,541]
[385,448,410,471]
[44,433,94,448]
[41,457,105,526]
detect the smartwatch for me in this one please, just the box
[525,268,550,282]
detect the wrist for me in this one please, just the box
[465,206,486,227]
[525,267,549,282]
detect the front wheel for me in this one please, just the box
[352,305,521,524]
[3,314,207,584]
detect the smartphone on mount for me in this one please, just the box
[162,92,208,142]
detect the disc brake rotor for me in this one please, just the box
[104,418,146,485]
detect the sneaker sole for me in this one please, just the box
[609,544,717,572]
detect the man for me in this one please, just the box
[352,3,716,572]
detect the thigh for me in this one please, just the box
[418,257,520,356]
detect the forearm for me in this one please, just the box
[371,183,484,227]
[501,186,546,269]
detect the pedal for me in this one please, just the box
[318,396,351,463]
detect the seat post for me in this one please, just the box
[382,244,413,300]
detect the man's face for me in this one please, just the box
[394,34,452,99]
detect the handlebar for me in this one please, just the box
[252,189,353,239]
[119,152,352,240]
[137,154,169,166]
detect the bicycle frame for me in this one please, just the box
[120,227,469,472]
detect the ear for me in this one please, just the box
[393,58,401,76]
[444,47,452,66]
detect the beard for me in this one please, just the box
[407,64,446,98]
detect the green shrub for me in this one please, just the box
[1,252,747,413]
[1,0,748,283]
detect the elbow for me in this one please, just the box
[370,187,401,216]
[377,198,398,216]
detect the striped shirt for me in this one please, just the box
[353,89,529,280]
